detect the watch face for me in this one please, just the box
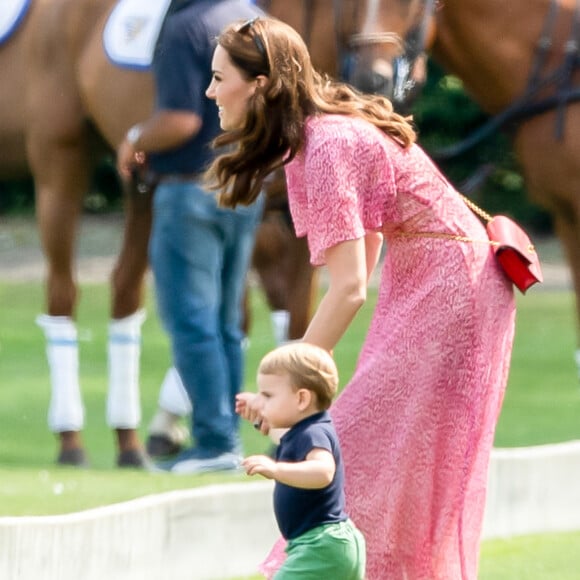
[127,125,142,145]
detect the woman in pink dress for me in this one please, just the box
[205,16,516,580]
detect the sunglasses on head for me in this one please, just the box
[237,17,268,63]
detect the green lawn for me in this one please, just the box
[479,531,580,580]
[1,282,579,515]
[1,281,580,577]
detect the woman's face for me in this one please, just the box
[206,45,259,131]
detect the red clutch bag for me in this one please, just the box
[486,215,544,293]
[397,194,544,295]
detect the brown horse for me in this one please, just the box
[0,0,410,466]
[378,0,580,371]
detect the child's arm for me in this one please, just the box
[242,448,336,489]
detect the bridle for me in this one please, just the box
[332,0,403,82]
[343,0,404,51]
[331,0,437,101]
[257,0,435,100]
[391,0,437,105]
[258,0,404,79]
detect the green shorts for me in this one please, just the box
[274,519,366,580]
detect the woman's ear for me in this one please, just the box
[255,74,268,89]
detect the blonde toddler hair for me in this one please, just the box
[258,342,338,410]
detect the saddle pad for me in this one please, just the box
[0,0,31,46]
[103,0,173,70]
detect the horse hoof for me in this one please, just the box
[117,449,152,469]
[57,448,88,467]
[146,435,184,458]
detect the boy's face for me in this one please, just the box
[256,372,302,429]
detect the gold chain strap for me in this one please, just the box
[461,196,536,254]
[396,193,499,246]
[459,194,493,223]
[397,194,538,256]
[396,230,501,247]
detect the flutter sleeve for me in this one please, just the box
[300,133,368,266]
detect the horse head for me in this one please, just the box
[336,0,436,108]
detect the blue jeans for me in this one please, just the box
[150,179,263,453]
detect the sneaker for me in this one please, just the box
[154,447,242,475]
[171,451,242,474]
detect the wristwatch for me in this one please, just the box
[126,124,143,147]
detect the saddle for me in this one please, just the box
[103,0,172,70]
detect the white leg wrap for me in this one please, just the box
[36,314,84,432]
[157,366,192,416]
[106,309,146,429]
[575,350,580,381]
[271,310,291,345]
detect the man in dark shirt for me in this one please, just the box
[117,0,264,473]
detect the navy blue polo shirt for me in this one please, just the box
[149,0,263,175]
[273,411,348,540]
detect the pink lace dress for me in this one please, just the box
[262,114,516,580]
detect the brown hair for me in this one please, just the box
[205,16,417,208]
[258,342,339,411]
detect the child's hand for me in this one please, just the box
[235,392,258,419]
[242,454,277,479]
[236,392,272,435]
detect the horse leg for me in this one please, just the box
[252,211,294,343]
[252,210,318,342]
[284,237,318,341]
[107,177,195,462]
[30,136,91,466]
[107,178,153,466]
[551,212,580,379]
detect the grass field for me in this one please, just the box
[1,282,580,510]
[1,279,580,578]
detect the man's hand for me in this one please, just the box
[117,136,146,180]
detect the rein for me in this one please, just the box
[432,0,580,161]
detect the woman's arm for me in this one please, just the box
[365,231,384,283]
[236,233,383,433]
[302,233,382,351]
